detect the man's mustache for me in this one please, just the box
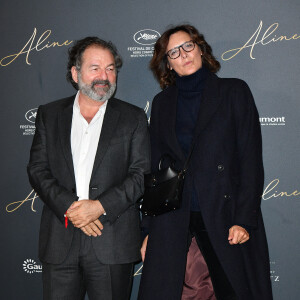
[92,80,111,89]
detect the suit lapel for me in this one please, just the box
[58,96,76,183]
[91,99,120,178]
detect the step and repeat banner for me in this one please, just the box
[0,0,299,299]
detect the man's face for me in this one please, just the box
[72,46,117,102]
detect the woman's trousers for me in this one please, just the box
[181,211,237,300]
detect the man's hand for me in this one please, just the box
[228,225,249,245]
[66,200,105,228]
[80,219,104,237]
[141,235,149,262]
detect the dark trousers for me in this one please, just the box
[189,212,237,300]
[42,229,134,300]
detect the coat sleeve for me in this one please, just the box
[149,95,163,173]
[232,80,264,228]
[140,95,162,236]
[27,106,78,223]
[98,110,151,224]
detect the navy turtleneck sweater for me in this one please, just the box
[175,66,208,211]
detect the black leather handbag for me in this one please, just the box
[139,142,196,216]
[140,166,185,216]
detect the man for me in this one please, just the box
[27,37,150,300]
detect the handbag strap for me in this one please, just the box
[182,136,198,173]
[159,136,198,173]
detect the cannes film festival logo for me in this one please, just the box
[20,108,37,135]
[23,259,42,274]
[133,29,160,45]
[25,108,38,123]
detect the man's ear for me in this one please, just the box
[71,66,79,83]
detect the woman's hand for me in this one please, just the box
[228,225,249,245]
[141,235,149,262]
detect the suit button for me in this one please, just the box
[217,164,224,172]
[90,187,98,190]
[72,188,76,193]
[224,194,231,199]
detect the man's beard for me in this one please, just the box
[77,73,116,102]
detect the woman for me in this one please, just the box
[138,25,273,300]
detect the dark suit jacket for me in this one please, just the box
[28,95,150,265]
[138,73,273,300]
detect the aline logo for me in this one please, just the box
[23,259,42,274]
[133,29,160,45]
[20,108,37,135]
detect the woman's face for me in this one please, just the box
[166,31,202,77]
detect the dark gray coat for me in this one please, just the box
[28,95,150,264]
[138,73,273,300]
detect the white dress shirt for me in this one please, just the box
[71,92,107,200]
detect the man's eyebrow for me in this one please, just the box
[89,64,99,68]
[88,63,115,68]
[106,63,115,68]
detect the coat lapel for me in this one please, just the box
[164,86,186,162]
[193,73,223,139]
[58,96,76,183]
[165,73,223,162]
[91,99,120,179]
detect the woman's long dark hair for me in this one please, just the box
[150,24,220,89]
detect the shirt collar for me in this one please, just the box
[73,91,108,114]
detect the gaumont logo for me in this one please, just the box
[25,108,38,123]
[23,259,42,274]
[133,29,160,45]
[260,116,285,126]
